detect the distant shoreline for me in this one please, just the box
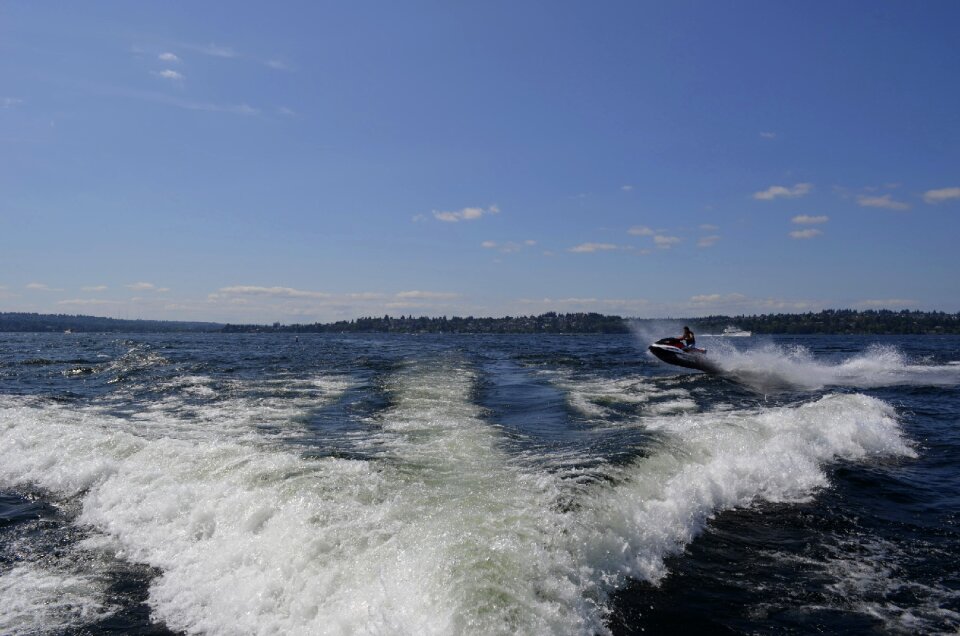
[2,310,958,335]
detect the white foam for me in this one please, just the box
[547,372,695,419]
[0,373,918,634]
[0,367,594,635]
[0,563,115,636]
[711,342,960,391]
[566,393,916,590]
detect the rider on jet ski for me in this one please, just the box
[680,326,704,352]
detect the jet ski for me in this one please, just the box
[648,337,721,373]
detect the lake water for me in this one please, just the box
[1,332,958,634]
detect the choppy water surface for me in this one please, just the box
[1,332,958,635]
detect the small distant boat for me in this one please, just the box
[721,326,751,337]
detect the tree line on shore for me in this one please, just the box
[2,309,958,335]
[222,309,960,335]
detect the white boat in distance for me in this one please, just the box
[701,325,753,337]
[721,325,751,337]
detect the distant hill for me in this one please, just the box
[0,312,222,333]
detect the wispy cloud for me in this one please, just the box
[158,52,180,63]
[265,59,291,71]
[697,235,721,248]
[191,43,237,58]
[481,239,536,253]
[790,228,822,239]
[857,194,910,210]
[81,285,108,292]
[699,224,719,232]
[627,225,655,236]
[126,282,170,292]
[855,298,917,309]
[395,290,460,300]
[685,292,819,314]
[2,97,23,108]
[760,131,777,139]
[690,292,748,305]
[568,242,619,253]
[753,183,812,200]
[621,185,634,192]
[154,69,184,81]
[26,282,64,292]
[57,298,116,307]
[653,235,681,249]
[211,285,330,299]
[792,214,829,224]
[116,87,260,115]
[923,187,960,204]
[433,204,500,223]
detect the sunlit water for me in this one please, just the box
[1,332,958,634]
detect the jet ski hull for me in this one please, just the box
[648,338,721,374]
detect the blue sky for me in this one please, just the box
[2,1,958,323]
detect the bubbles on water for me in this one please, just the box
[758,536,960,633]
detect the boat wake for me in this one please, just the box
[697,342,959,392]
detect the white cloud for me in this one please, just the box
[126,282,170,292]
[699,224,719,232]
[155,69,184,81]
[690,293,748,305]
[158,52,180,63]
[627,225,655,236]
[481,239,537,253]
[81,285,108,292]
[790,228,822,239]
[57,298,115,307]
[857,194,910,210]
[855,298,917,309]
[791,214,829,224]
[212,285,329,299]
[683,293,819,314]
[653,235,681,248]
[2,97,23,108]
[923,187,960,204]
[433,204,500,223]
[697,235,721,248]
[395,290,460,300]
[26,282,64,292]
[568,242,619,253]
[276,106,296,117]
[621,185,634,192]
[345,292,387,301]
[753,183,812,200]
[760,131,777,139]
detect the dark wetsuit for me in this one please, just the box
[682,330,696,348]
